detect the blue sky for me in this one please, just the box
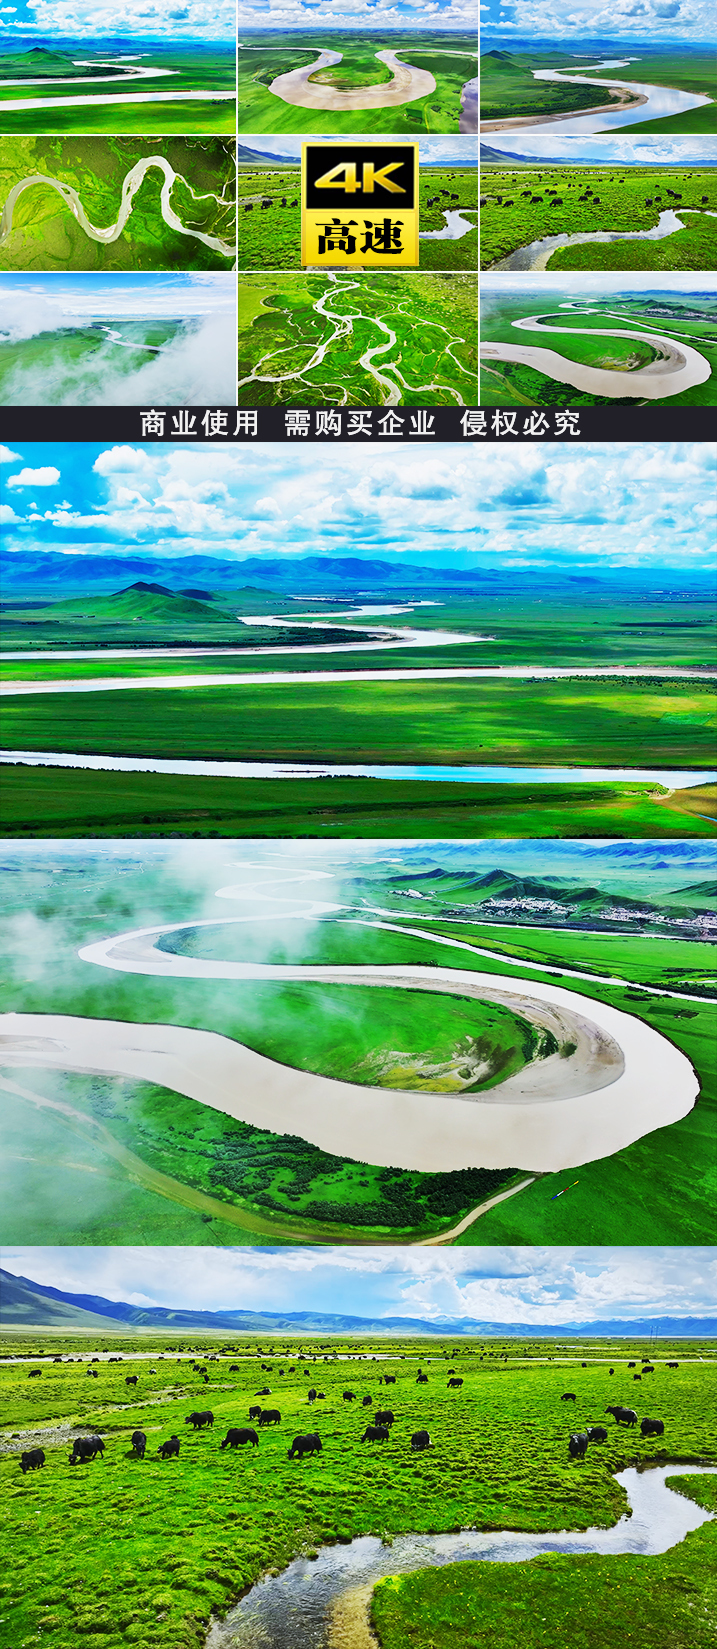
[0,0,236,41]
[236,0,477,34]
[3,1246,716,1323]
[1,441,715,570]
[0,274,234,342]
[483,132,717,163]
[481,0,714,41]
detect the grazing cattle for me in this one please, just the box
[261,198,271,209]
[667,1362,679,1369]
[69,1435,105,1465]
[362,1424,389,1443]
[20,1448,45,1473]
[641,1418,665,1437]
[343,1391,357,1402]
[374,1410,394,1427]
[288,1433,322,1459]
[633,1375,642,1381]
[255,1387,271,1396]
[125,1375,138,1387]
[317,1392,326,1400]
[645,199,653,207]
[28,1369,41,1378]
[221,1428,259,1449]
[416,1373,428,1384]
[87,1369,98,1378]
[561,1393,577,1402]
[259,1409,281,1426]
[569,1433,588,1460]
[290,200,298,209]
[447,1378,463,1389]
[609,1369,614,1375]
[521,190,531,197]
[362,1395,373,1407]
[642,1367,655,1374]
[131,1431,146,1457]
[53,1356,62,1363]
[628,1362,636,1369]
[245,203,253,212]
[586,1427,608,1443]
[229,1364,240,1372]
[702,196,709,203]
[158,1436,180,1458]
[185,1411,214,1430]
[248,1405,262,1420]
[582,1363,588,1369]
[308,1388,318,1403]
[531,196,543,203]
[606,1406,638,1427]
[411,1431,432,1450]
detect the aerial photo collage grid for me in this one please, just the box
[0,5,717,1649]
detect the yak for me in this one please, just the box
[221,1428,259,1448]
[374,1410,394,1427]
[361,1395,373,1407]
[70,1435,104,1464]
[158,1436,180,1458]
[586,1426,608,1443]
[131,1431,147,1458]
[447,1378,463,1389]
[342,1391,357,1402]
[258,1409,281,1426]
[560,1393,577,1402]
[20,1448,45,1473]
[288,1433,322,1459]
[125,1375,138,1387]
[248,1405,262,1420]
[569,1433,588,1460]
[641,1418,664,1437]
[362,1424,389,1443]
[411,1431,432,1450]
[606,1406,638,1427]
[185,1411,214,1429]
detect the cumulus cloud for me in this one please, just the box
[17,0,236,37]
[3,1246,716,1325]
[6,466,60,487]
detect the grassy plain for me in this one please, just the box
[236,164,477,271]
[0,45,236,135]
[1,1343,714,1649]
[237,33,476,134]
[372,1474,717,1649]
[481,165,717,271]
[2,589,714,667]
[480,293,717,407]
[2,676,714,766]
[236,271,477,407]
[3,766,714,840]
[0,137,236,272]
[1,857,715,1244]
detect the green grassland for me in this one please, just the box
[3,766,714,840]
[2,676,714,766]
[1,860,715,1243]
[236,165,477,271]
[587,52,717,101]
[2,588,714,668]
[0,47,236,135]
[0,137,236,273]
[372,1474,717,1649]
[237,34,476,134]
[480,51,625,123]
[481,165,717,272]
[1,1345,715,1649]
[236,271,477,407]
[480,294,717,407]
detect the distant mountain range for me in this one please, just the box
[2,550,713,600]
[3,1272,716,1337]
[350,864,715,928]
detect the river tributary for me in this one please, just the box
[481,57,711,135]
[0,156,235,257]
[490,208,717,272]
[206,1466,717,1649]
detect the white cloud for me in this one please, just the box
[0,444,21,462]
[6,466,60,488]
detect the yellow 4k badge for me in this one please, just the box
[301,142,419,267]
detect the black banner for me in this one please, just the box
[0,406,712,442]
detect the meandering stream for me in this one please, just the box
[0,157,235,257]
[481,309,712,400]
[481,57,711,135]
[206,1466,717,1649]
[490,208,717,272]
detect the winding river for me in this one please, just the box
[268,47,436,112]
[238,276,473,407]
[0,55,235,116]
[206,1466,717,1649]
[481,309,712,400]
[490,207,717,273]
[0,856,701,1173]
[0,157,235,258]
[481,57,712,135]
